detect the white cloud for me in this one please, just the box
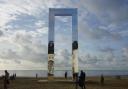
[0,0,49,27]
[0,0,127,70]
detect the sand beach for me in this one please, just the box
[0,76,128,89]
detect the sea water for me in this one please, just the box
[0,70,128,77]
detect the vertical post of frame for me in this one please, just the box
[72,10,78,81]
[48,9,55,80]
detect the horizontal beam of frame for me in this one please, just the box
[49,8,77,16]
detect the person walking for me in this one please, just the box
[79,70,86,89]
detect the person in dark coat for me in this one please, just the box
[36,73,38,79]
[65,71,67,79]
[14,73,16,79]
[100,74,104,85]
[4,70,10,89]
[79,70,86,89]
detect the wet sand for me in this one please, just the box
[0,76,128,89]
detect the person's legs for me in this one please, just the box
[80,86,83,89]
[4,81,7,89]
[84,85,86,89]
[82,86,84,89]
[84,82,86,89]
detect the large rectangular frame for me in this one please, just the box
[48,8,78,80]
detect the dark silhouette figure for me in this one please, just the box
[10,75,14,80]
[65,71,67,79]
[14,73,16,78]
[116,75,121,79]
[100,74,104,85]
[10,73,16,80]
[36,73,38,79]
[73,73,75,80]
[79,70,86,89]
[4,70,10,89]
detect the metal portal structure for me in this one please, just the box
[48,8,78,80]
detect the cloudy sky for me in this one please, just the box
[0,0,128,70]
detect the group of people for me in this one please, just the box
[2,70,104,89]
[10,73,16,80]
[65,70,104,89]
[64,70,86,89]
[0,70,16,89]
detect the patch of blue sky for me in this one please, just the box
[6,14,37,31]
